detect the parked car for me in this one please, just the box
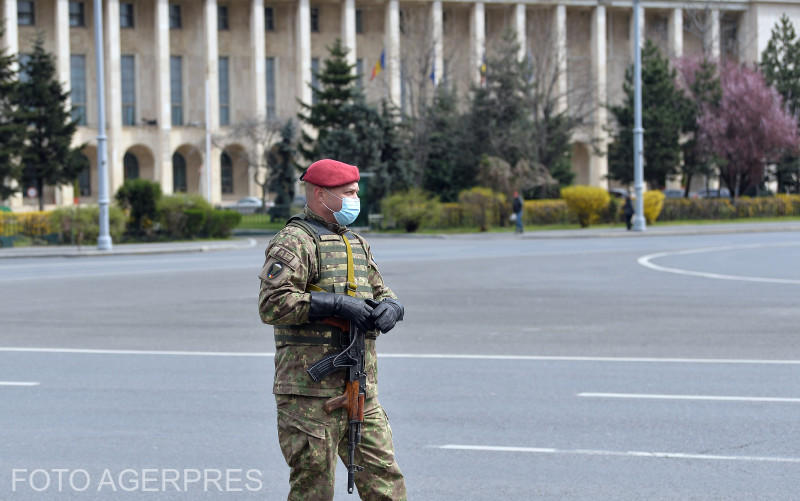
[608,188,629,199]
[226,196,270,214]
[692,188,731,199]
[662,189,685,199]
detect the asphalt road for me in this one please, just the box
[1,230,799,500]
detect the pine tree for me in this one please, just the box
[297,39,411,206]
[608,40,691,189]
[760,14,800,193]
[16,36,86,210]
[266,119,297,220]
[0,23,25,201]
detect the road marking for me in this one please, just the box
[638,243,800,285]
[434,445,800,464]
[1,347,800,365]
[578,392,800,403]
[0,381,39,386]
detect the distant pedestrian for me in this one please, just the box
[623,195,634,231]
[512,191,524,234]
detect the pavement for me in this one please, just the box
[1,220,799,258]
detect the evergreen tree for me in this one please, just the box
[266,119,297,220]
[760,14,800,193]
[0,23,25,201]
[16,36,85,210]
[422,87,475,202]
[608,40,691,189]
[297,39,411,205]
[677,57,722,196]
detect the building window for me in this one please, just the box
[121,55,136,126]
[70,55,87,125]
[356,58,363,89]
[266,57,276,120]
[172,152,187,193]
[120,3,134,28]
[265,6,274,31]
[221,152,233,194]
[219,56,230,126]
[169,4,181,29]
[170,56,183,126]
[218,5,229,30]
[69,2,84,27]
[123,152,139,180]
[17,54,31,82]
[355,9,363,34]
[311,57,319,105]
[77,157,91,196]
[18,1,35,26]
[310,7,319,33]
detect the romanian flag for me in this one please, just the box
[370,50,385,81]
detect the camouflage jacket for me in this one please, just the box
[258,207,397,398]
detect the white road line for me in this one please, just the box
[0,381,39,386]
[1,347,800,365]
[435,445,800,464]
[638,242,800,285]
[578,392,800,403]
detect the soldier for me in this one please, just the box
[258,158,407,501]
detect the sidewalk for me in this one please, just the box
[0,238,258,259]
[520,220,800,239]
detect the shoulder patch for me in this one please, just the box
[268,245,300,271]
[319,234,341,241]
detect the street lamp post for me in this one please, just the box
[632,0,646,231]
[94,0,112,250]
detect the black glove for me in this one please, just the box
[308,292,374,332]
[369,298,404,333]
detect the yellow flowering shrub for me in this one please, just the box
[561,186,610,227]
[643,190,665,224]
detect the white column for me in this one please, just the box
[470,2,485,85]
[2,0,22,209]
[155,0,172,193]
[203,0,220,204]
[630,3,644,60]
[591,5,608,188]
[706,9,720,60]
[341,0,356,69]
[553,5,567,114]
[668,8,683,59]
[431,1,443,86]
[105,0,123,195]
[385,0,400,106]
[514,4,526,62]
[296,0,311,107]
[250,0,266,197]
[54,0,74,206]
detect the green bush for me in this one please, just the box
[458,187,506,231]
[158,194,213,239]
[115,179,162,237]
[49,206,126,244]
[561,186,610,227]
[522,199,573,225]
[206,210,242,238]
[382,188,441,232]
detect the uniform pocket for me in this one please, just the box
[357,406,396,470]
[277,408,329,471]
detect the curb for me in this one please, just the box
[520,223,800,239]
[0,238,258,259]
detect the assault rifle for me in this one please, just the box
[307,304,376,495]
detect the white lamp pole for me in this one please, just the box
[94,0,112,250]
[632,0,646,231]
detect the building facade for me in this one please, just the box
[1,0,798,209]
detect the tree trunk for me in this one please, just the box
[37,178,44,211]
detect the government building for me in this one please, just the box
[0,0,797,209]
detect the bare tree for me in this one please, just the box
[213,117,282,209]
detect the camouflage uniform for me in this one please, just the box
[259,207,407,501]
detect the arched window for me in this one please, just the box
[123,152,139,180]
[172,152,187,193]
[221,151,233,194]
[77,154,91,196]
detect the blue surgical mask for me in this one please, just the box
[323,190,361,226]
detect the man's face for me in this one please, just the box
[319,182,359,212]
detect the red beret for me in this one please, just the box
[301,159,360,187]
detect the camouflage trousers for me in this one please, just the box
[275,394,407,501]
